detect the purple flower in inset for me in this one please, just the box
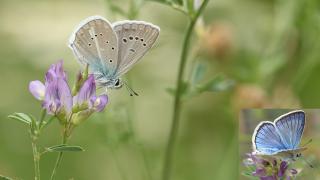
[243,153,299,180]
[278,161,288,177]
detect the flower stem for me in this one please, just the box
[38,109,46,128]
[50,125,69,180]
[31,138,40,180]
[161,1,210,180]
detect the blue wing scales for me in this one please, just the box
[275,111,305,150]
[253,122,286,154]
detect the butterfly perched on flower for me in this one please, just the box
[68,16,160,95]
[252,110,307,161]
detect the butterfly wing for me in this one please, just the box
[68,16,119,82]
[252,122,287,155]
[274,110,305,150]
[112,21,160,77]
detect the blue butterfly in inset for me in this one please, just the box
[252,110,307,160]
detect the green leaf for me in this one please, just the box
[197,76,235,92]
[165,81,190,96]
[191,62,206,85]
[172,0,183,6]
[8,112,33,125]
[0,175,13,180]
[46,144,85,152]
[241,172,258,179]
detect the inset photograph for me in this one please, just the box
[239,109,320,179]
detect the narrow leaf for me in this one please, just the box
[0,175,12,180]
[165,81,190,96]
[191,62,206,84]
[8,112,33,125]
[197,76,235,92]
[46,144,85,152]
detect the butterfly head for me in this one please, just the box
[96,77,122,89]
[291,152,302,161]
[107,78,122,89]
[113,79,123,89]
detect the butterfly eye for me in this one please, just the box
[135,37,139,40]
[129,36,133,40]
[123,38,127,43]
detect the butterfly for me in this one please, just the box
[252,110,307,161]
[68,15,160,95]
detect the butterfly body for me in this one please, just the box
[252,110,306,161]
[68,16,160,90]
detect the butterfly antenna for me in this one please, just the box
[123,81,139,96]
[302,139,313,147]
[301,156,314,168]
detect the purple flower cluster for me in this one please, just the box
[244,153,298,180]
[29,61,108,124]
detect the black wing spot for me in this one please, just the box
[123,38,127,43]
[109,59,113,63]
[141,39,144,42]
[106,41,109,44]
[143,43,147,46]
[135,36,139,40]
[88,43,92,46]
[100,33,103,36]
[129,36,133,40]
[94,34,97,37]
[91,37,94,40]
[129,48,135,52]
[112,47,115,50]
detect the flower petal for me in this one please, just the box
[290,168,298,175]
[74,75,95,106]
[253,168,266,177]
[91,95,108,112]
[278,161,288,177]
[43,80,60,114]
[29,80,45,100]
[57,78,73,114]
[45,60,67,83]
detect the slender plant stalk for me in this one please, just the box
[38,109,46,128]
[50,133,68,180]
[31,109,48,180]
[31,138,40,180]
[161,1,210,180]
[50,115,72,180]
[105,1,153,179]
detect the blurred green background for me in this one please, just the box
[0,0,319,179]
[239,109,320,179]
